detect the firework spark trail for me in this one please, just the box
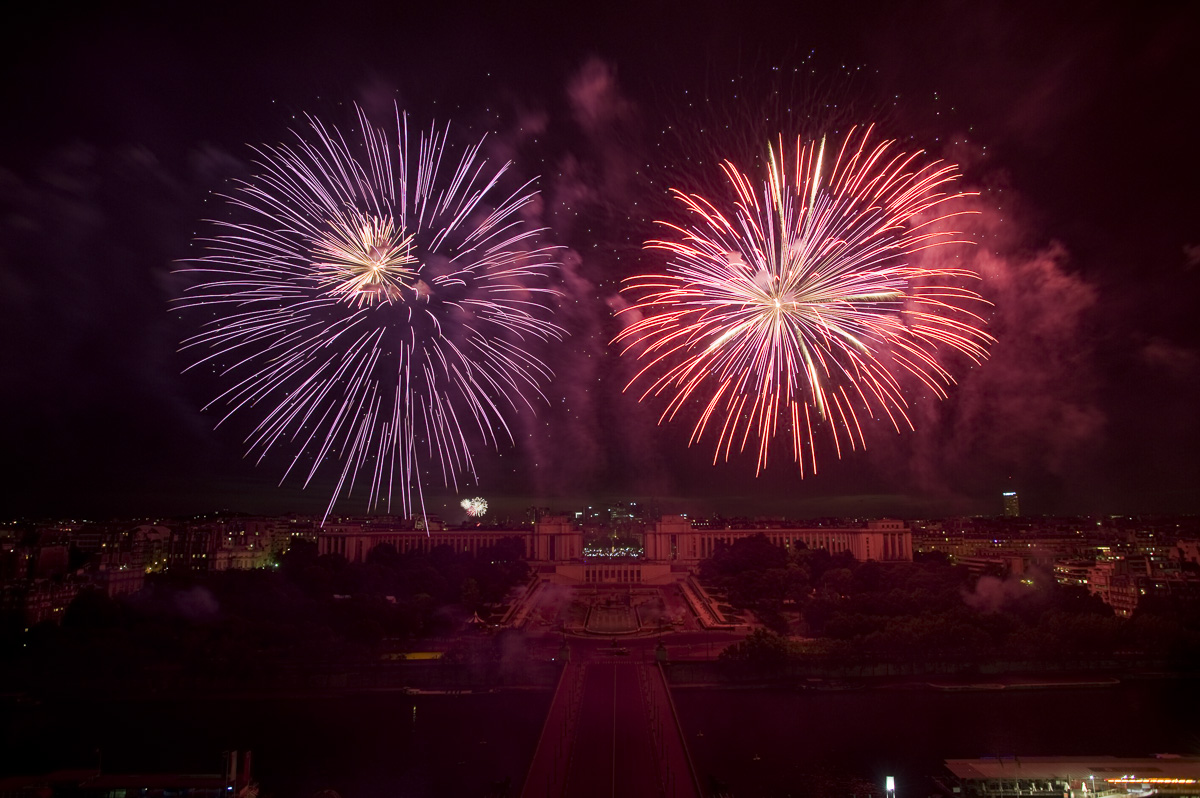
[177,106,562,523]
[616,126,992,476]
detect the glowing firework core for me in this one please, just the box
[312,212,419,306]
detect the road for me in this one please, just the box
[517,582,747,798]
[562,662,660,797]
[521,636,712,798]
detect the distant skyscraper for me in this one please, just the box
[1002,491,1020,517]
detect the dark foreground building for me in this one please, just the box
[942,757,1200,798]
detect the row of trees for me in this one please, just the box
[282,537,529,610]
[704,534,1200,668]
[1,537,533,693]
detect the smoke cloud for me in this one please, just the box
[962,573,1030,613]
[869,170,1106,506]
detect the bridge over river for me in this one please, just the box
[521,652,702,798]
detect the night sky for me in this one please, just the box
[2,1,1197,520]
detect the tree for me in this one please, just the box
[703,534,787,579]
[460,577,482,612]
[819,567,854,597]
[280,539,318,578]
[719,628,791,665]
[365,542,399,568]
[63,587,123,629]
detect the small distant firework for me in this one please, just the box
[617,125,991,475]
[460,497,488,517]
[177,106,561,522]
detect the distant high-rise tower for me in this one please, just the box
[1002,491,1020,517]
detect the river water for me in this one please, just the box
[672,678,1200,798]
[3,690,552,798]
[4,679,1197,797]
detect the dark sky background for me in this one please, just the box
[2,1,1197,521]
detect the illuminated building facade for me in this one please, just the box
[643,516,913,563]
[1003,491,1020,517]
[315,515,912,583]
[317,515,583,564]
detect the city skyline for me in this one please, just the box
[2,3,1198,520]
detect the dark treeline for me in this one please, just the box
[0,538,531,695]
[701,534,1200,671]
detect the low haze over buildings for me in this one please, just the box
[3,507,1198,627]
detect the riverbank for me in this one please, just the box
[668,665,1199,692]
[663,651,1196,686]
